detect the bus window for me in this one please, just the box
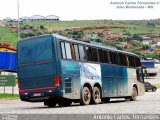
[61,42,66,59]
[135,57,141,67]
[119,53,127,66]
[65,42,72,59]
[92,48,98,62]
[78,45,86,61]
[73,44,80,60]
[128,55,135,67]
[98,49,105,63]
[103,50,109,63]
[71,44,76,60]
[109,51,118,65]
[86,47,92,61]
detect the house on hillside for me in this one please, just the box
[0,43,16,52]
[103,31,122,40]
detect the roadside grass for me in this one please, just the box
[0,93,19,99]
[155,83,160,89]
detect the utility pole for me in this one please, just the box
[17,0,20,41]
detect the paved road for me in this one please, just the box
[0,89,160,114]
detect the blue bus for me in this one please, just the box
[17,34,145,107]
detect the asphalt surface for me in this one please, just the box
[0,89,160,114]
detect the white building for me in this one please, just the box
[45,15,59,20]
[30,15,45,21]
[20,16,30,21]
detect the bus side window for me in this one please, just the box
[98,49,105,63]
[92,48,98,62]
[73,44,80,60]
[128,55,135,68]
[109,51,119,65]
[119,53,127,66]
[103,50,109,63]
[65,42,72,59]
[135,57,141,67]
[61,42,66,59]
[86,46,92,61]
[78,45,86,61]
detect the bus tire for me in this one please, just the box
[44,99,57,107]
[58,99,72,107]
[81,87,91,105]
[92,87,101,104]
[130,87,138,101]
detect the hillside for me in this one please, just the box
[0,19,160,58]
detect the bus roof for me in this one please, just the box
[18,34,139,57]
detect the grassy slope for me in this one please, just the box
[0,23,18,47]
[1,20,160,49]
[25,20,160,34]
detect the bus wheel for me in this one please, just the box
[130,87,137,101]
[58,99,72,107]
[92,87,101,104]
[81,87,91,105]
[44,99,57,107]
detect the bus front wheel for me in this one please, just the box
[81,87,91,105]
[130,87,138,101]
[92,87,101,104]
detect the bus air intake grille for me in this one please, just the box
[65,78,72,93]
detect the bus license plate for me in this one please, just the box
[34,93,41,97]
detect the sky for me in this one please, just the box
[0,0,160,20]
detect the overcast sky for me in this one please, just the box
[0,0,160,20]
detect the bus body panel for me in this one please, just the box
[18,35,62,101]
[101,65,128,97]
[127,68,145,96]
[60,60,81,99]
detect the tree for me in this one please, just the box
[132,34,142,41]
[40,25,45,29]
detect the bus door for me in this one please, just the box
[136,67,145,95]
[136,67,144,83]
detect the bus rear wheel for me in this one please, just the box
[92,87,101,104]
[81,87,91,105]
[130,87,138,101]
[44,99,57,107]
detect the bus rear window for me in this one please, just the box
[18,36,53,65]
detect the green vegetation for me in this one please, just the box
[155,83,160,89]
[0,25,18,47]
[1,19,160,59]
[0,93,19,99]
[4,20,160,33]
[140,53,160,59]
